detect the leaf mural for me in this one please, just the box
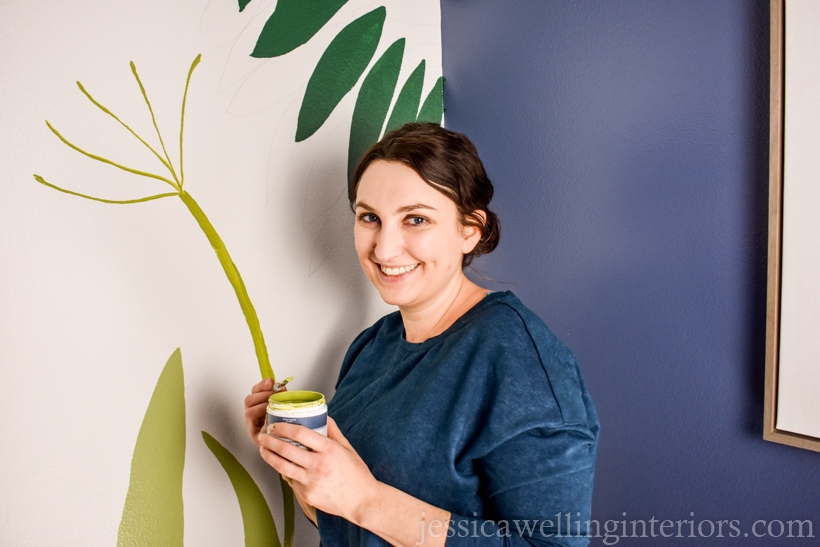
[384,60,425,135]
[117,348,186,547]
[238,0,251,13]
[251,0,349,58]
[416,75,445,125]
[202,432,284,547]
[295,7,386,142]
[347,38,405,192]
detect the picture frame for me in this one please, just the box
[764,0,820,453]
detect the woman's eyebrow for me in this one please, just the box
[395,203,437,214]
[354,202,437,214]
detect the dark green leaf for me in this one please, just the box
[118,349,186,547]
[296,7,386,142]
[384,60,425,135]
[238,0,251,12]
[251,0,348,58]
[416,76,444,125]
[347,39,405,195]
[202,431,283,547]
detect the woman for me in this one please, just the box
[244,123,599,546]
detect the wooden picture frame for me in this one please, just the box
[764,0,820,452]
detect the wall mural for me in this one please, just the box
[2,1,441,545]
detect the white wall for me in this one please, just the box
[0,1,441,544]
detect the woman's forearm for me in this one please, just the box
[352,480,450,547]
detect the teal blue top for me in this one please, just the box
[318,291,599,546]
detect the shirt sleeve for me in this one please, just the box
[444,425,597,547]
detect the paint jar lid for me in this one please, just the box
[268,390,326,410]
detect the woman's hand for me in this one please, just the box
[243,378,281,446]
[257,417,379,525]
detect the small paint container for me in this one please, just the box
[266,390,327,450]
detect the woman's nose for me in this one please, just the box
[373,223,403,262]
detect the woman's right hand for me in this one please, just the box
[244,378,277,447]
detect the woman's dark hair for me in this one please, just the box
[350,122,500,267]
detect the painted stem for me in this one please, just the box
[178,190,274,381]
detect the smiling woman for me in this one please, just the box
[244,123,599,546]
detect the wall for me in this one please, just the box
[0,1,441,545]
[441,0,820,544]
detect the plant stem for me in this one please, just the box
[178,190,274,381]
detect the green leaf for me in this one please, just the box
[251,0,349,58]
[384,60,426,135]
[238,0,251,12]
[202,432,282,547]
[347,38,405,194]
[295,7,386,142]
[118,349,186,547]
[416,76,445,125]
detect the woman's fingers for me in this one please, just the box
[244,378,274,445]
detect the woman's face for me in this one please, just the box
[354,160,481,311]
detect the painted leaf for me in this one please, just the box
[118,348,186,547]
[295,7,386,142]
[347,38,405,194]
[384,60,426,135]
[202,431,283,547]
[416,76,445,125]
[252,0,349,58]
[238,0,251,12]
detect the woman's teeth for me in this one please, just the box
[380,263,419,276]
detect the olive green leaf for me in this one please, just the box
[384,60,425,135]
[416,76,444,125]
[347,38,405,192]
[238,0,251,12]
[252,0,349,58]
[117,348,186,547]
[295,7,386,142]
[202,431,283,547]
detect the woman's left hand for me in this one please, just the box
[258,417,378,525]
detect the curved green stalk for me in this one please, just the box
[131,61,180,184]
[179,54,201,188]
[45,121,178,189]
[77,81,173,174]
[178,190,274,381]
[33,175,177,204]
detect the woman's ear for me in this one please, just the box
[462,210,486,254]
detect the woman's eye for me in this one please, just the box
[407,216,427,226]
[358,213,379,224]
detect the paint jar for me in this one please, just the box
[266,390,328,450]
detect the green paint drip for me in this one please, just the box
[118,348,186,546]
[416,76,445,126]
[347,38,405,194]
[295,7,386,142]
[384,60,425,135]
[252,0,348,58]
[202,432,282,547]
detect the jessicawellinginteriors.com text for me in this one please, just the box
[422,513,815,545]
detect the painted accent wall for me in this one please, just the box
[441,0,820,544]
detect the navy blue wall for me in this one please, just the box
[441,1,820,544]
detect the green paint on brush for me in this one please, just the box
[202,432,284,547]
[252,0,349,58]
[117,348,186,547]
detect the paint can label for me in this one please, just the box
[266,390,328,450]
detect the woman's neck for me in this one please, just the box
[399,275,488,343]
